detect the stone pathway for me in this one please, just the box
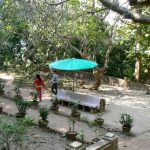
[1,72,150,149]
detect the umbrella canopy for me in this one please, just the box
[49,58,97,70]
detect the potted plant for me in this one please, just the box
[70,102,81,120]
[119,113,134,133]
[50,96,59,112]
[14,90,32,118]
[13,86,23,101]
[88,121,102,143]
[38,107,49,128]
[0,79,5,96]
[94,113,104,126]
[66,116,78,140]
[30,91,39,108]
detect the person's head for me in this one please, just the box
[36,74,41,81]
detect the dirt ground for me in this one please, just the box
[1,72,150,150]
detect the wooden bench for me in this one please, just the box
[56,89,106,112]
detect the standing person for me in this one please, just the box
[50,70,58,95]
[34,74,45,102]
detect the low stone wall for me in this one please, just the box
[101,75,150,91]
[59,71,149,91]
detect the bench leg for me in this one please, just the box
[91,108,96,113]
[61,100,64,106]
[100,99,106,112]
[83,106,85,111]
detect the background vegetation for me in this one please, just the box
[0,0,150,82]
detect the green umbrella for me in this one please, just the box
[49,58,97,70]
[49,58,97,91]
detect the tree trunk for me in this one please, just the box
[92,67,107,90]
[134,9,142,82]
[92,68,101,90]
[134,54,141,81]
[146,55,150,83]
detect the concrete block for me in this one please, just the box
[65,141,86,150]
[86,139,111,150]
[103,133,118,150]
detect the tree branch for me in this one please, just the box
[99,0,150,24]
[45,0,69,6]
[129,0,150,6]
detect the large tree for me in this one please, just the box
[99,0,150,24]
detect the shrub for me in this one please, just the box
[70,102,79,114]
[0,116,26,149]
[38,107,49,121]
[119,113,134,127]
[51,96,59,107]
[15,99,32,114]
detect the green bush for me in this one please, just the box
[51,96,59,107]
[119,113,134,127]
[0,116,26,149]
[38,107,49,121]
[20,116,36,126]
[30,91,38,102]
[70,102,79,114]
[15,99,32,113]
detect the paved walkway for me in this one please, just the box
[1,72,150,149]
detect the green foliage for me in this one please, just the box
[14,87,32,113]
[88,120,101,140]
[76,130,84,141]
[70,102,79,114]
[13,85,23,100]
[58,79,63,88]
[15,99,32,114]
[68,116,77,132]
[0,0,150,82]
[38,107,49,121]
[119,113,134,127]
[96,112,103,119]
[0,115,26,149]
[19,116,36,126]
[51,96,59,107]
[30,91,38,102]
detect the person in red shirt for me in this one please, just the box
[34,74,45,102]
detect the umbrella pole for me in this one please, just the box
[73,76,74,92]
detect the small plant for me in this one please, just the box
[119,113,134,133]
[50,96,59,111]
[14,86,31,117]
[30,91,38,108]
[69,116,77,132]
[38,107,49,128]
[0,115,26,150]
[13,86,23,100]
[88,121,102,142]
[20,116,36,126]
[15,99,32,114]
[94,113,104,126]
[70,102,79,114]
[51,96,59,107]
[70,102,81,119]
[30,91,38,102]
[66,116,78,140]
[96,113,103,119]
[38,107,49,121]
[119,113,133,127]
[76,130,84,141]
